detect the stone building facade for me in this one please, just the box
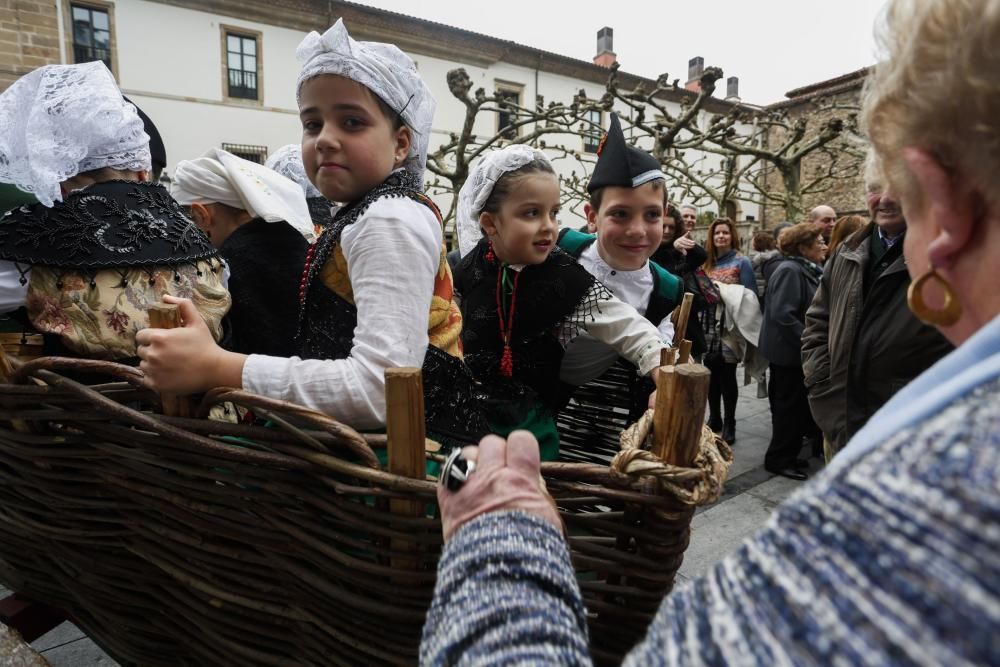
[0,0,61,90]
[758,68,869,227]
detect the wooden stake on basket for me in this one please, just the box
[147,303,194,418]
[678,340,693,364]
[385,367,426,569]
[652,363,711,467]
[671,292,695,347]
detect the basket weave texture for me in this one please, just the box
[0,358,731,666]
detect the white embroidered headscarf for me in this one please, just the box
[456,145,552,257]
[295,19,436,180]
[171,148,316,241]
[0,62,151,207]
[264,144,323,199]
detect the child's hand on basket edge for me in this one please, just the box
[136,295,246,394]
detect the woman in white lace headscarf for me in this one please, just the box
[138,20,489,445]
[265,144,337,231]
[171,148,311,357]
[0,62,229,360]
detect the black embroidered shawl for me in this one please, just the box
[296,170,488,444]
[454,238,612,414]
[0,181,218,269]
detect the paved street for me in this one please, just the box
[6,375,822,665]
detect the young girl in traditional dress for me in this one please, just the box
[453,145,670,460]
[137,20,486,443]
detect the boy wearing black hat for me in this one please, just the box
[558,113,683,432]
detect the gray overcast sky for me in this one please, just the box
[356,0,886,105]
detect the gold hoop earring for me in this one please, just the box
[907,265,961,326]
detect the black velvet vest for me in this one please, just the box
[295,171,488,444]
[454,238,611,416]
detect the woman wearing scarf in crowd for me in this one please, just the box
[420,0,1000,663]
[137,20,487,445]
[0,62,229,360]
[758,222,827,481]
[702,216,759,444]
[265,143,338,233]
[171,148,313,357]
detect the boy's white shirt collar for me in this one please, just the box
[582,241,651,283]
[579,242,653,312]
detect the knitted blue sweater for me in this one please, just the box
[421,375,1000,665]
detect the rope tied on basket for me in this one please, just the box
[610,408,733,506]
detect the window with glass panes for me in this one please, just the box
[226,33,258,100]
[583,109,603,153]
[71,4,111,72]
[496,89,521,140]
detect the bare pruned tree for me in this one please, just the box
[427,61,864,237]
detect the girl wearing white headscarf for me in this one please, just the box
[171,148,312,357]
[137,20,487,445]
[0,62,229,360]
[452,145,669,460]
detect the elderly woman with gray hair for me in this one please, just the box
[420,1,1000,664]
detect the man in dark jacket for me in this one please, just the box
[801,181,952,457]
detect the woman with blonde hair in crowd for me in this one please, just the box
[421,1,1000,663]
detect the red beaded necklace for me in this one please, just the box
[492,250,520,378]
[299,242,318,304]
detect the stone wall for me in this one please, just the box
[0,0,61,91]
[759,78,869,227]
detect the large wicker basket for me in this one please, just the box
[0,356,730,666]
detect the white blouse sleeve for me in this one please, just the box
[0,261,29,314]
[242,197,441,430]
[656,315,675,346]
[576,286,667,377]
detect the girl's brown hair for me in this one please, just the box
[752,231,776,252]
[827,214,866,258]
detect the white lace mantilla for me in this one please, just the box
[265,144,323,199]
[456,145,550,258]
[0,62,151,207]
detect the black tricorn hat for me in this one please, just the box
[124,96,166,172]
[586,113,664,193]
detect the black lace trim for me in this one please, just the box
[306,196,336,230]
[0,180,219,269]
[561,281,616,341]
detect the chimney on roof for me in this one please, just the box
[726,76,740,102]
[685,56,704,92]
[593,27,616,68]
